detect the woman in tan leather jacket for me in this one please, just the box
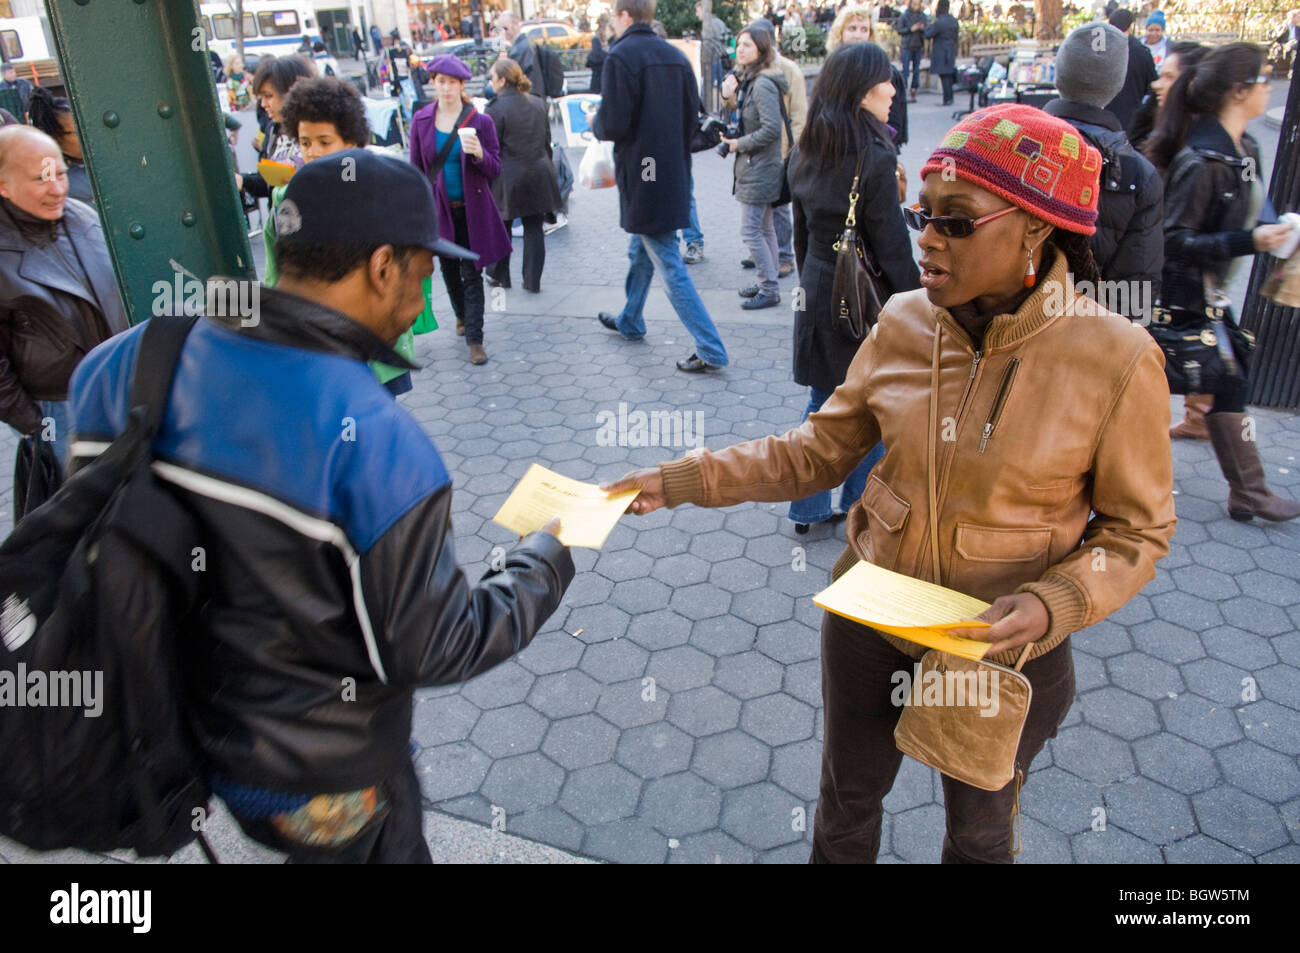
[605,104,1177,863]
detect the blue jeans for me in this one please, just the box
[787,386,883,523]
[614,231,728,367]
[773,202,794,266]
[681,171,703,248]
[901,47,923,90]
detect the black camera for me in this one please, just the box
[715,123,740,158]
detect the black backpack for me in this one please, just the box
[535,42,566,98]
[0,315,213,859]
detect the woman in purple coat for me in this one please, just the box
[410,55,511,365]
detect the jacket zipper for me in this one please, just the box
[920,348,983,584]
[951,348,983,425]
[979,357,1020,453]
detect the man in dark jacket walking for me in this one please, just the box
[1045,22,1162,321]
[593,0,728,373]
[67,151,575,863]
[492,12,547,97]
[1105,9,1157,129]
[0,64,33,119]
[0,126,126,484]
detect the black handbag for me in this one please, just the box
[1147,294,1255,396]
[772,85,794,208]
[12,435,62,524]
[830,151,891,342]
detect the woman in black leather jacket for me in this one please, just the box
[1145,43,1298,522]
[785,42,920,531]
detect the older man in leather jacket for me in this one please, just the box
[0,126,126,479]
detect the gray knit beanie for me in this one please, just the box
[1054,22,1129,109]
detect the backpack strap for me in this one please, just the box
[129,314,201,440]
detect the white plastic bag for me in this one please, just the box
[577,139,616,189]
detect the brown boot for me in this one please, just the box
[1170,393,1212,440]
[1205,412,1300,522]
[468,343,487,365]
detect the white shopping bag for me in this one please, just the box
[577,139,616,189]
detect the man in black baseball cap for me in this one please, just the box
[65,147,573,863]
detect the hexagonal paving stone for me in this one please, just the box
[781,658,822,707]
[646,645,715,693]
[882,755,936,814]
[1257,662,1300,709]
[688,529,747,561]
[724,507,782,539]
[1051,725,1137,785]
[667,685,742,736]
[649,551,711,587]
[1108,651,1185,700]
[755,619,821,664]
[713,650,785,700]
[580,638,650,684]
[708,557,769,594]
[468,703,548,759]
[416,741,492,802]
[1071,621,1132,658]
[668,583,733,622]
[1237,700,1300,756]
[690,615,758,657]
[638,526,692,559]
[527,669,604,719]
[740,692,816,747]
[583,818,671,864]
[890,803,945,863]
[479,751,567,815]
[692,729,771,788]
[1181,657,1254,706]
[1214,740,1300,802]
[731,588,796,627]
[667,830,757,864]
[1163,834,1253,864]
[595,675,669,729]
[1189,540,1256,575]
[1200,625,1278,669]
[542,713,620,770]
[1077,687,1160,741]
[1071,826,1163,863]
[559,574,616,609]
[559,763,643,826]
[411,692,480,749]
[624,609,694,653]
[1220,596,1295,636]
[640,772,724,836]
[504,805,586,853]
[1130,620,1206,665]
[1238,569,1300,608]
[1158,692,1244,748]
[610,577,674,615]
[616,722,694,779]
[594,548,655,583]
[1020,766,1104,834]
[460,661,535,710]
[1191,784,1290,856]
[719,781,805,851]
[1133,733,1221,794]
[1170,564,1241,602]
[1103,776,1197,845]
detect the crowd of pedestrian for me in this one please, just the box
[0,0,1296,866]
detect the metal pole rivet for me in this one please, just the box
[181,212,197,227]
[157,103,174,119]
[128,223,146,239]
[102,111,120,128]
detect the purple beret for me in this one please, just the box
[426,53,472,81]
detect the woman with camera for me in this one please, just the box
[719,24,791,311]
[786,42,919,533]
[1144,42,1299,521]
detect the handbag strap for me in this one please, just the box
[844,150,867,229]
[768,75,794,153]
[425,103,475,183]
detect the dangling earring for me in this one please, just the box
[1023,249,1036,289]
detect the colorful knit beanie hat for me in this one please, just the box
[920,104,1101,235]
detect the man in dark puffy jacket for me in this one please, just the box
[67,151,574,863]
[1045,22,1163,322]
[0,126,126,484]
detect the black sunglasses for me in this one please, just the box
[903,203,1018,238]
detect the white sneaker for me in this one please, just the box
[543,212,568,235]
[511,222,524,238]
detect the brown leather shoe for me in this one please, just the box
[1170,392,1212,440]
[468,344,487,365]
[1205,412,1300,522]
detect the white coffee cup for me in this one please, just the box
[457,127,479,151]
[1273,212,1300,261]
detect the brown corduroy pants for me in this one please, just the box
[810,609,1076,863]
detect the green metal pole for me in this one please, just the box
[45,0,254,326]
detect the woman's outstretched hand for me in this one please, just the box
[946,593,1049,656]
[602,468,665,516]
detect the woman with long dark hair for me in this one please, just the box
[719,22,790,310]
[26,88,91,206]
[236,55,316,203]
[1145,42,1298,521]
[924,0,961,106]
[785,42,919,532]
[1129,41,1207,152]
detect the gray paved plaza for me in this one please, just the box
[1,81,1298,864]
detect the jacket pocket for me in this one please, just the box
[947,522,1053,601]
[859,473,910,569]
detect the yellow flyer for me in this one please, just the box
[257,158,296,188]
[492,464,640,549]
[814,561,994,660]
